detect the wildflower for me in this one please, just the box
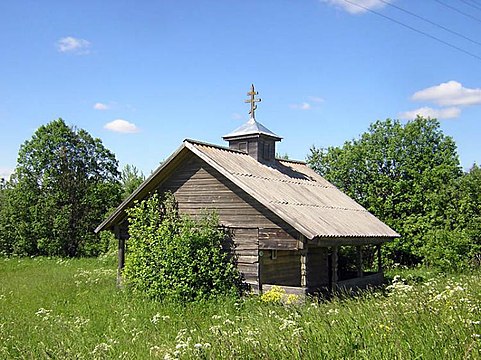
[326,308,339,316]
[92,343,111,354]
[194,343,203,349]
[35,308,52,321]
[151,313,161,324]
[150,345,161,356]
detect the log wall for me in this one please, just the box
[261,250,301,287]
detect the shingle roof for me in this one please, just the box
[96,139,399,240]
[185,140,399,239]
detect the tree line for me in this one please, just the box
[0,116,480,271]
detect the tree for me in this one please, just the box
[307,117,462,265]
[0,118,121,257]
[120,164,145,200]
[124,192,244,302]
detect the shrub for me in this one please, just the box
[123,192,244,302]
[420,229,479,272]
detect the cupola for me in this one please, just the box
[223,84,282,162]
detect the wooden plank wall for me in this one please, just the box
[306,246,329,288]
[259,228,299,250]
[230,228,258,286]
[158,155,289,229]
[261,250,301,287]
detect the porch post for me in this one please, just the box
[115,224,125,287]
[300,235,307,288]
[356,245,363,278]
[376,244,382,273]
[331,246,338,285]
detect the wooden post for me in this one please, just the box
[377,244,382,273]
[300,235,307,288]
[300,250,307,288]
[115,225,125,287]
[331,246,338,285]
[356,245,363,278]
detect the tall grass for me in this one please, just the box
[0,257,480,359]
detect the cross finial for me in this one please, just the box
[244,84,261,119]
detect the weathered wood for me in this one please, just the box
[261,250,301,287]
[258,239,298,250]
[300,249,307,287]
[115,225,124,287]
[306,246,329,288]
[331,246,338,285]
[158,156,298,234]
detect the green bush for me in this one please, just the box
[420,229,480,272]
[123,192,244,302]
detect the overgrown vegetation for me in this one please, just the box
[308,116,481,269]
[124,193,244,302]
[1,257,480,359]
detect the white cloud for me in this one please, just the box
[290,102,312,110]
[412,81,481,106]
[93,102,109,110]
[399,106,461,120]
[56,36,91,54]
[322,0,389,14]
[104,119,139,133]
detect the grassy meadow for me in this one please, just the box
[1,256,480,359]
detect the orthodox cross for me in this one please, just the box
[245,84,261,119]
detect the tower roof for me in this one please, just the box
[223,118,282,140]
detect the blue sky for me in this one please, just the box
[1,0,480,179]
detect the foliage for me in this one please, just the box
[307,117,462,265]
[120,164,145,200]
[420,229,475,271]
[426,164,481,270]
[123,192,244,302]
[0,118,121,257]
[2,257,481,359]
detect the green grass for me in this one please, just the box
[1,257,480,359]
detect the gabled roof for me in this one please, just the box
[223,118,282,140]
[96,139,399,240]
